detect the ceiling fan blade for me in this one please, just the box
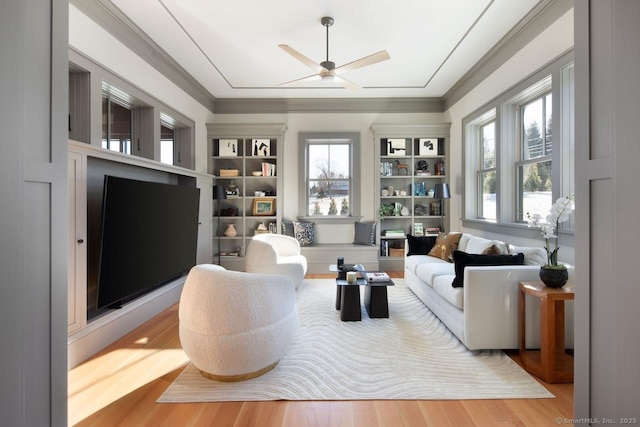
[278,44,326,73]
[333,74,362,91]
[277,73,322,87]
[335,50,390,74]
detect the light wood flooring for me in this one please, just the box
[69,273,574,426]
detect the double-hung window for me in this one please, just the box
[478,120,497,220]
[463,52,574,231]
[299,132,360,218]
[517,93,553,220]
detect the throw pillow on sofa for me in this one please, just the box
[508,244,547,265]
[451,250,525,288]
[406,234,437,255]
[427,232,462,261]
[482,244,503,255]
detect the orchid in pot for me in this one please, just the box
[526,195,575,288]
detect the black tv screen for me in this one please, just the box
[97,175,200,309]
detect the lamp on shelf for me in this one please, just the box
[433,183,450,232]
[214,185,227,265]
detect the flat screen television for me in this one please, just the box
[97,175,200,309]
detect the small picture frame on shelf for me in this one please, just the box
[413,222,424,236]
[219,139,238,156]
[419,138,438,156]
[387,138,406,157]
[252,139,271,157]
[252,197,275,215]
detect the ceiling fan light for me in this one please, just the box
[321,74,334,82]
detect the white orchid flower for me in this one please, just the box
[526,194,574,266]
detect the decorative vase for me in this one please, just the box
[539,266,568,289]
[223,224,238,237]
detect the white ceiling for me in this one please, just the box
[104,0,542,99]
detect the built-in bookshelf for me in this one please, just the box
[371,124,451,271]
[206,123,287,271]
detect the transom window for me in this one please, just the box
[160,124,174,165]
[101,97,132,154]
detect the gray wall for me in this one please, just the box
[574,1,640,422]
[0,0,68,425]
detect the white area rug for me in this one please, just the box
[158,279,553,402]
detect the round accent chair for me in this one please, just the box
[179,264,298,381]
[245,234,307,289]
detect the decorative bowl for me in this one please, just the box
[252,171,262,176]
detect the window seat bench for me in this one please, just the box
[300,244,379,274]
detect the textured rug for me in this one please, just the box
[158,279,553,402]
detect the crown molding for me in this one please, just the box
[213,97,444,114]
[70,0,216,112]
[442,0,574,111]
[71,0,571,115]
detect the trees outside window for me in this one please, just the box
[299,132,361,219]
[462,53,574,231]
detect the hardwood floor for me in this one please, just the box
[68,273,574,426]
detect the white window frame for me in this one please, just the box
[298,132,361,221]
[462,52,574,236]
[465,108,500,221]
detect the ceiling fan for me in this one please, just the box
[278,16,390,91]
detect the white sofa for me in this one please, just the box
[404,233,574,350]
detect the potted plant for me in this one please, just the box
[527,195,575,288]
[377,203,394,220]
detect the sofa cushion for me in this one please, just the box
[415,262,456,287]
[433,275,463,309]
[508,244,547,265]
[353,221,376,245]
[405,254,444,276]
[406,234,437,256]
[461,235,508,254]
[428,232,462,261]
[451,250,525,288]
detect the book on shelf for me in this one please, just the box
[363,271,390,283]
[261,162,276,177]
[380,240,388,256]
[383,229,405,237]
[426,227,441,234]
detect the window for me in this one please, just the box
[299,133,360,219]
[160,124,174,165]
[463,53,574,231]
[478,121,497,220]
[70,54,196,169]
[102,96,132,154]
[517,93,552,221]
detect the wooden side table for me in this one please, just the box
[518,281,574,383]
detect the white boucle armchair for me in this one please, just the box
[245,234,307,288]
[179,264,298,381]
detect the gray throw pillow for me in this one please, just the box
[354,221,376,246]
[281,219,295,237]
